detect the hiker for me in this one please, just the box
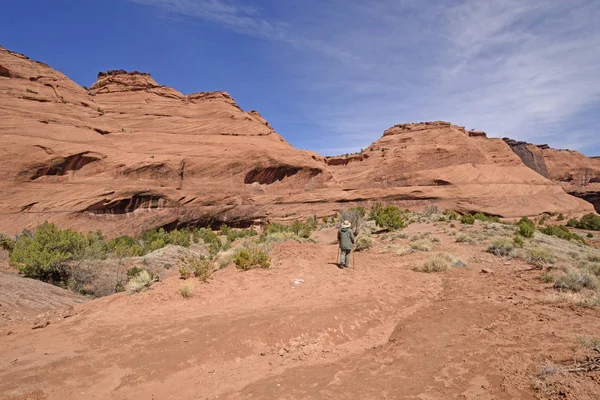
[337,220,355,268]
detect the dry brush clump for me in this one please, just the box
[414,253,466,273]
[553,268,599,293]
[179,284,193,299]
[487,238,516,257]
[526,247,556,268]
[354,235,374,252]
[456,234,476,245]
[409,240,434,252]
[126,270,158,294]
[233,246,270,271]
[178,255,213,282]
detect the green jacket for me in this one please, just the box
[338,227,355,250]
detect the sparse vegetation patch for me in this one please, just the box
[414,253,465,273]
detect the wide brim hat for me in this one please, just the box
[341,220,351,228]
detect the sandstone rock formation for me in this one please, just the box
[0,46,594,236]
[503,139,600,212]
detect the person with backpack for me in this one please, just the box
[337,220,355,268]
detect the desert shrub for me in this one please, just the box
[444,210,459,220]
[233,247,270,271]
[588,254,600,263]
[264,218,317,240]
[487,238,515,257]
[526,248,556,267]
[141,228,191,253]
[539,272,555,283]
[9,222,88,284]
[126,266,147,280]
[513,235,525,248]
[460,214,475,225]
[370,204,406,231]
[0,234,15,252]
[178,255,212,282]
[517,217,535,238]
[348,206,366,217]
[456,234,476,244]
[557,213,565,221]
[567,213,600,231]
[355,235,373,252]
[587,233,594,239]
[539,225,586,244]
[108,236,144,258]
[424,205,440,216]
[554,269,599,292]
[414,253,465,273]
[126,269,158,293]
[179,285,193,299]
[82,231,109,260]
[409,240,433,252]
[473,213,500,223]
[220,225,257,243]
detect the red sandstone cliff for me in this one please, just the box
[0,46,594,235]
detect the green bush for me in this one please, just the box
[513,235,525,248]
[539,225,586,244]
[371,204,406,231]
[178,256,212,282]
[9,222,87,283]
[82,231,109,260]
[460,214,475,225]
[108,236,143,258]
[220,225,257,243]
[444,210,459,220]
[0,233,15,252]
[587,233,594,239]
[141,228,190,253]
[264,218,317,240]
[354,235,373,252]
[517,217,535,238]
[567,214,600,231]
[233,247,271,271]
[487,238,515,257]
[556,213,565,221]
[473,212,500,223]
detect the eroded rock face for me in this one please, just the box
[0,45,594,236]
[503,138,600,212]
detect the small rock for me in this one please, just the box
[481,268,493,274]
[32,320,50,330]
[278,349,285,357]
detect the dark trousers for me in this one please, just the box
[339,249,351,267]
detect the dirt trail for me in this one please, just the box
[1,226,599,399]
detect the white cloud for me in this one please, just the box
[129,0,600,155]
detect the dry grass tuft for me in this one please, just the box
[409,240,434,252]
[126,270,158,293]
[414,253,466,273]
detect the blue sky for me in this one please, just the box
[2,0,599,156]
